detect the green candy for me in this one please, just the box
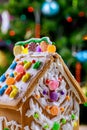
[33,61,41,69]
[61,118,66,124]
[4,128,9,130]
[71,114,76,120]
[43,124,49,129]
[33,112,39,119]
[52,122,60,130]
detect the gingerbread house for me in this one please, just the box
[0,37,86,130]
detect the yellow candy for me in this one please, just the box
[11,85,17,89]
[13,45,24,56]
[10,88,18,98]
[22,73,31,82]
[73,121,77,127]
[24,61,31,70]
[22,48,28,54]
[47,44,56,53]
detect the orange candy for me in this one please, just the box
[15,73,23,81]
[50,106,58,116]
[6,77,15,85]
[47,44,56,53]
[45,105,51,110]
[40,41,48,52]
[5,86,12,95]
[60,107,65,112]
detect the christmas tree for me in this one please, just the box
[0,0,87,124]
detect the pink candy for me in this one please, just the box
[48,80,59,91]
[15,64,25,74]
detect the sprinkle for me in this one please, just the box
[47,44,56,53]
[66,95,70,101]
[71,114,76,120]
[23,60,27,64]
[50,106,59,116]
[5,86,12,95]
[52,122,60,130]
[15,64,25,74]
[0,74,6,82]
[45,105,51,110]
[34,112,39,119]
[14,71,18,76]
[33,61,41,69]
[35,94,40,99]
[48,80,59,91]
[15,73,23,81]
[24,61,32,70]
[6,77,15,85]
[43,89,48,95]
[45,79,50,85]
[22,73,31,82]
[50,91,58,101]
[32,59,36,63]
[0,85,8,95]
[9,61,17,69]
[10,88,18,98]
[43,124,49,129]
[60,90,64,95]
[4,128,9,130]
[61,118,66,124]
[18,61,24,66]
[10,73,14,77]
[60,107,65,112]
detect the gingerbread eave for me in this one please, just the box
[0,53,86,110]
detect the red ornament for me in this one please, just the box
[78,11,85,17]
[28,7,34,13]
[9,30,15,36]
[66,16,73,23]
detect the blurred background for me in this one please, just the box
[0,0,87,126]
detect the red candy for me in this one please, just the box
[15,64,25,74]
[48,80,59,91]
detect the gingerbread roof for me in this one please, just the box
[0,37,86,110]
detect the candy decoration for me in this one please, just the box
[66,95,70,101]
[48,80,59,91]
[33,112,39,119]
[45,105,51,110]
[71,114,76,120]
[4,128,9,130]
[50,106,59,116]
[50,91,58,101]
[24,61,32,70]
[10,73,14,77]
[28,42,37,52]
[22,73,31,82]
[40,41,48,52]
[33,61,41,69]
[22,48,28,54]
[6,77,15,85]
[15,64,25,74]
[52,122,60,130]
[23,60,27,65]
[36,45,42,52]
[0,74,6,82]
[61,118,66,124]
[47,44,56,53]
[9,61,17,70]
[60,90,64,95]
[73,121,77,127]
[0,85,8,95]
[13,45,24,56]
[43,124,49,129]
[32,59,36,64]
[5,86,12,95]
[35,94,40,99]
[18,61,24,66]
[10,88,18,98]
[60,107,65,112]
[15,73,23,81]
[43,89,48,95]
